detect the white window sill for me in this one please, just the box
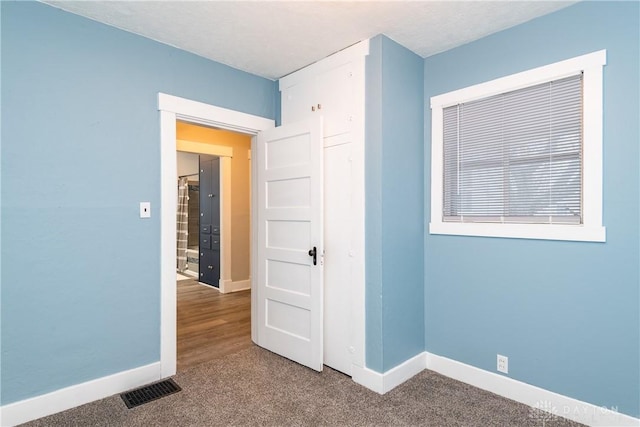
[429,222,606,243]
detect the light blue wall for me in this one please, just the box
[1,1,276,404]
[3,0,637,418]
[366,35,425,372]
[424,1,639,418]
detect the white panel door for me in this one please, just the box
[317,62,354,138]
[256,118,324,371]
[323,141,353,375]
[281,79,316,128]
[281,62,354,139]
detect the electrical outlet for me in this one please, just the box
[497,354,509,374]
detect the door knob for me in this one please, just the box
[308,246,317,266]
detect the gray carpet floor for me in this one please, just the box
[22,345,583,426]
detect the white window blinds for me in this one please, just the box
[442,73,583,224]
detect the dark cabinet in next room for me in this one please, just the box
[199,155,220,287]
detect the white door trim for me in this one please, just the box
[176,139,234,157]
[158,93,274,378]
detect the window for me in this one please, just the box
[430,50,606,242]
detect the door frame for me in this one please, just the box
[158,93,273,377]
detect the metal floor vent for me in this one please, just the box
[121,379,182,409]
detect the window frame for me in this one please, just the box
[429,50,607,242]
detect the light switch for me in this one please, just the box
[140,202,151,218]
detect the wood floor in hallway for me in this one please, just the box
[177,277,252,370]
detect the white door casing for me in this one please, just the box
[256,117,324,371]
[158,93,274,378]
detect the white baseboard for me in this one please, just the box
[182,270,198,278]
[426,353,639,427]
[3,351,637,427]
[352,351,638,427]
[351,365,383,393]
[352,352,427,394]
[219,278,251,294]
[0,362,162,427]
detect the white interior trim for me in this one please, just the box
[159,94,274,134]
[429,49,607,243]
[176,139,234,157]
[159,108,178,378]
[4,348,636,427]
[430,50,606,107]
[429,222,606,242]
[220,278,251,293]
[426,352,639,427]
[351,365,385,393]
[249,136,257,343]
[279,39,369,90]
[1,363,161,426]
[158,93,274,379]
[353,350,638,426]
[352,352,427,394]
[220,156,232,289]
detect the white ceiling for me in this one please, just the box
[42,1,576,80]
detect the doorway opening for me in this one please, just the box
[158,93,274,378]
[175,121,253,370]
